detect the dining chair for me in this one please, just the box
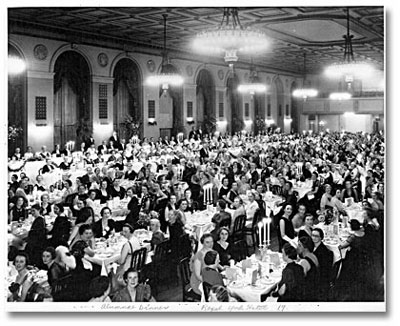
[131,247,148,273]
[177,257,201,302]
[150,239,172,295]
[243,209,261,255]
[231,214,246,243]
[232,240,248,262]
[202,281,212,302]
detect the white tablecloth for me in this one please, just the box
[226,254,283,302]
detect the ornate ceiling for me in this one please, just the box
[8,6,384,75]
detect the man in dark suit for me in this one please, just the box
[188,126,197,140]
[109,131,121,150]
[199,142,210,163]
[312,228,334,301]
[25,204,47,267]
[41,158,56,174]
[97,140,108,154]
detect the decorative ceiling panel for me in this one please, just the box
[8,6,384,75]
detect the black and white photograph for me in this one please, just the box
[3,0,393,316]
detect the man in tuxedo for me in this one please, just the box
[199,142,210,163]
[85,135,96,151]
[312,228,334,301]
[188,127,197,140]
[97,140,108,154]
[109,131,121,149]
[41,158,56,174]
[58,156,71,170]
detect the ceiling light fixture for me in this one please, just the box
[292,53,318,101]
[324,7,374,86]
[146,14,183,91]
[192,8,269,68]
[238,60,267,95]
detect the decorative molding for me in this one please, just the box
[27,71,54,79]
[218,69,224,80]
[91,76,114,83]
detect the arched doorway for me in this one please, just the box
[226,73,243,134]
[113,58,142,140]
[53,51,91,148]
[8,44,27,157]
[196,69,216,134]
[290,82,300,133]
[273,77,284,130]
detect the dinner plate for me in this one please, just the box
[251,283,266,290]
[260,278,275,285]
[97,253,113,259]
[229,281,244,288]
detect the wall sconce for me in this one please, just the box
[284,117,293,123]
[186,117,195,125]
[265,118,275,126]
[148,118,157,125]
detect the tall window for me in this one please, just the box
[99,84,108,119]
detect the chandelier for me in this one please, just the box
[146,14,183,91]
[238,61,267,95]
[292,53,318,100]
[192,8,269,67]
[325,8,374,86]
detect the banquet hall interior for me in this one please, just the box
[6,6,385,305]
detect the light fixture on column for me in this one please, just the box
[146,14,184,91]
[238,60,267,95]
[329,92,352,100]
[292,53,318,101]
[192,8,269,69]
[325,7,374,86]
[8,56,26,75]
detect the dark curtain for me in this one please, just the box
[8,45,26,156]
[227,75,243,134]
[196,70,216,134]
[113,59,141,122]
[54,52,90,123]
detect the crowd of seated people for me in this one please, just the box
[6,129,384,302]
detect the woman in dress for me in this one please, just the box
[270,243,305,302]
[112,268,155,302]
[212,227,234,268]
[9,196,28,222]
[109,178,126,199]
[7,252,35,302]
[297,236,320,301]
[276,203,296,252]
[40,193,53,216]
[190,233,214,297]
[88,276,111,302]
[48,203,71,248]
[98,180,111,204]
[298,214,314,239]
[42,246,64,289]
[93,206,116,239]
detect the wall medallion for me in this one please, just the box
[98,53,109,67]
[186,65,193,77]
[147,60,156,72]
[33,44,48,61]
